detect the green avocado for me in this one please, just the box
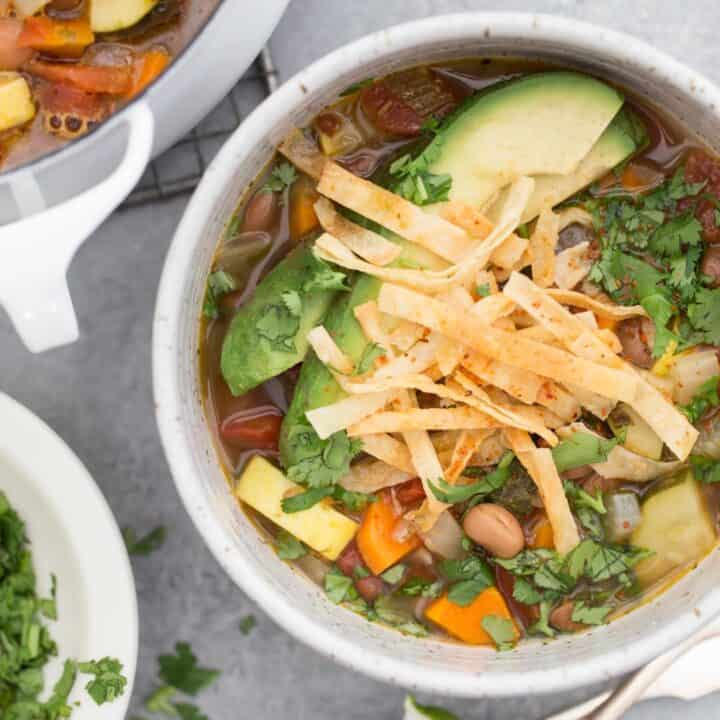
[424,71,628,209]
[220,244,339,397]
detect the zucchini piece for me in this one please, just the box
[235,455,357,560]
[0,73,35,132]
[609,404,663,460]
[631,470,716,587]
[220,244,341,397]
[90,0,158,33]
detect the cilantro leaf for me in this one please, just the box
[447,579,492,607]
[202,270,236,319]
[380,564,406,584]
[551,432,619,473]
[355,342,387,375]
[687,287,720,345]
[146,686,178,715]
[274,530,307,560]
[429,451,514,503]
[528,601,555,638]
[77,657,127,706]
[399,578,443,598]
[404,695,460,720]
[174,703,209,720]
[332,486,375,512]
[261,162,297,193]
[302,256,349,293]
[339,78,374,96]
[158,643,219,696]
[281,486,334,513]
[256,303,300,352]
[239,614,256,635]
[481,615,517,651]
[571,601,612,626]
[441,556,494,607]
[280,290,302,317]
[476,283,491,298]
[392,170,452,206]
[564,482,606,515]
[682,376,720,424]
[323,566,358,604]
[690,455,720,484]
[512,577,543,605]
[122,526,166,556]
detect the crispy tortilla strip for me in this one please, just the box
[558,423,683,481]
[462,352,543,405]
[348,407,498,435]
[475,269,499,296]
[491,233,529,270]
[374,336,439,379]
[554,241,592,290]
[305,390,398,439]
[339,458,413,494]
[306,325,355,375]
[317,162,473,262]
[314,197,401,266]
[546,288,648,319]
[556,207,594,230]
[387,319,426,351]
[445,430,493,483]
[357,433,415,474]
[536,381,581,422]
[562,382,615,420]
[377,283,638,402]
[505,272,698,459]
[354,301,390,348]
[435,287,473,375]
[596,328,622,354]
[471,431,507,467]
[575,311,598,330]
[506,429,580,554]
[530,208,559,288]
[401,391,449,527]
[471,294,516,322]
[279,128,326,179]
[429,200,494,239]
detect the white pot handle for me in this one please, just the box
[0,101,155,353]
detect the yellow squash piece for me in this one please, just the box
[631,470,716,588]
[235,456,358,561]
[90,0,158,33]
[0,73,35,132]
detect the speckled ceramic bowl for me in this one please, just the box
[153,13,720,697]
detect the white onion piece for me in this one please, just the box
[12,0,49,17]
[604,493,641,542]
[669,350,720,405]
[419,510,464,559]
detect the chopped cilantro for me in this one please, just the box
[529,601,555,638]
[571,601,612,626]
[339,78,374,96]
[389,149,453,207]
[399,577,443,598]
[355,342,387,375]
[687,287,720,345]
[280,290,302,317]
[78,657,127,705]
[122,525,166,556]
[512,577,543,605]
[380,564,406,584]
[145,685,178,714]
[551,432,619,473]
[476,283,491,297]
[323,566,358,604]
[682,376,719,424]
[481,615,516,651]
[158,643,219,696]
[690,455,720,484]
[256,303,300,352]
[175,703,209,720]
[333,486,375,512]
[429,451,514,503]
[261,162,297,194]
[404,695,460,720]
[564,481,606,515]
[281,486,334,513]
[238,614,257,635]
[302,256,349,293]
[274,530,307,560]
[202,270,236,319]
[441,556,494,607]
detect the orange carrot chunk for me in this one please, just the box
[289,174,320,242]
[528,513,555,550]
[17,17,94,57]
[27,59,133,95]
[128,48,170,98]
[425,587,519,645]
[356,492,420,575]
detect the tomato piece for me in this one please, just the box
[360,81,423,137]
[18,17,94,58]
[682,149,720,243]
[27,59,133,95]
[219,410,283,450]
[394,478,425,507]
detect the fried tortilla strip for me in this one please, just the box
[317,162,473,262]
[348,407,499,436]
[554,241,592,290]
[377,283,638,402]
[546,288,648,319]
[445,429,492,483]
[462,352,543,405]
[357,433,415,474]
[339,458,413,494]
[529,208,559,288]
[491,232,529,270]
[314,197,401,266]
[429,200,494,239]
[306,325,355,375]
[305,390,399,439]
[505,428,580,555]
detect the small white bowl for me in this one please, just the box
[154,12,720,698]
[0,392,137,719]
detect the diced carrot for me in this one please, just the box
[17,17,94,58]
[596,314,617,332]
[621,162,664,194]
[27,59,133,95]
[528,513,555,550]
[425,587,519,645]
[289,174,319,242]
[127,48,170,98]
[356,492,421,575]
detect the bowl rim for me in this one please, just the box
[0,391,138,716]
[154,11,720,697]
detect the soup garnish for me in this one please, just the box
[0,0,218,171]
[201,60,720,651]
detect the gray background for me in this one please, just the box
[2,1,720,718]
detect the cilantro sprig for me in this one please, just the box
[682,376,719,424]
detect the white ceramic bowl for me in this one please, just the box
[0,392,137,717]
[154,13,720,697]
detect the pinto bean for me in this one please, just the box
[701,245,720,288]
[550,601,586,633]
[394,478,425,507]
[616,317,655,369]
[462,504,524,559]
[355,575,385,602]
[241,191,278,234]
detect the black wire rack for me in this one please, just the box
[123,47,278,207]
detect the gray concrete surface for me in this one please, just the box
[2,1,720,718]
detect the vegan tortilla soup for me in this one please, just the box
[0,0,218,171]
[200,59,720,650]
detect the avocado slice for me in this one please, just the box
[631,470,716,588]
[90,0,158,33]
